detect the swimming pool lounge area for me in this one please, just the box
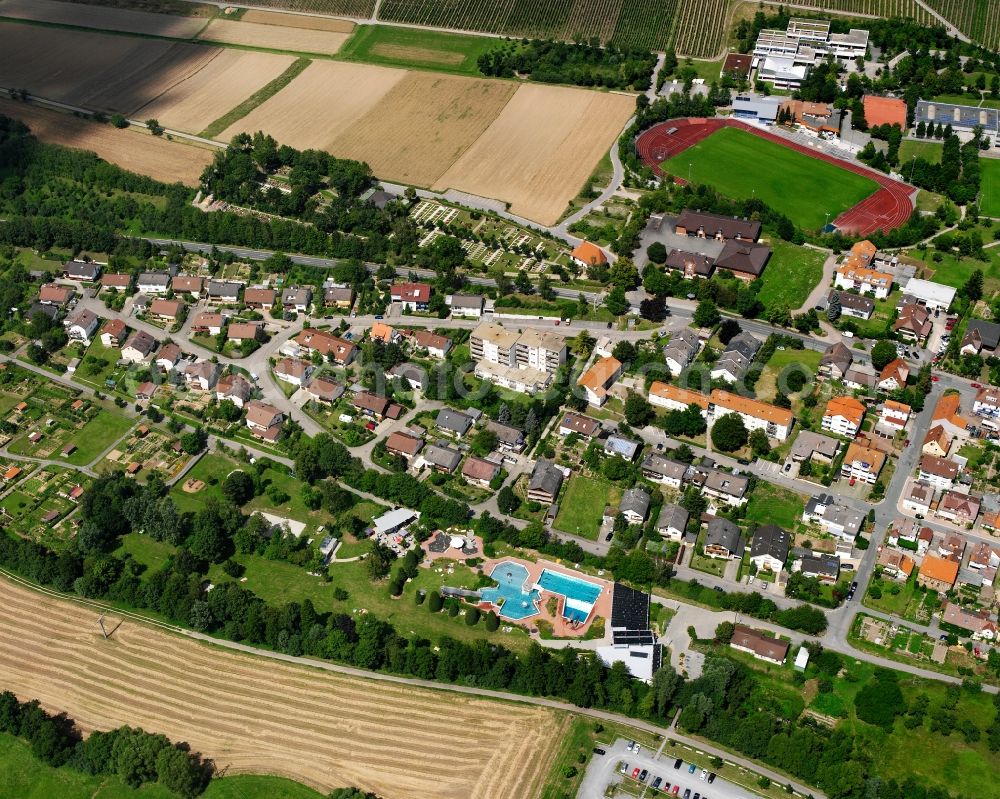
[480,560,606,625]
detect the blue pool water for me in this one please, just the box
[480,562,540,620]
[536,569,603,623]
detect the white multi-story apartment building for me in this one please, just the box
[822,395,865,438]
[470,323,566,395]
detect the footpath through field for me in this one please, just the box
[635,117,915,236]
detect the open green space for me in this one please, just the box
[62,411,134,466]
[552,474,619,540]
[745,481,805,529]
[660,127,878,230]
[115,532,175,573]
[0,732,325,799]
[980,157,1000,218]
[899,138,943,165]
[755,238,826,310]
[755,346,821,404]
[909,245,1000,294]
[338,24,499,75]
[168,452,242,513]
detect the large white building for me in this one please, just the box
[900,278,956,313]
[470,322,566,395]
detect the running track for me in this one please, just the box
[635,118,916,237]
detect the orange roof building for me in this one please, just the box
[823,395,866,436]
[2,466,21,481]
[932,393,967,434]
[918,554,959,592]
[370,322,397,344]
[863,95,907,129]
[578,356,622,406]
[571,241,607,268]
[708,389,794,439]
[647,381,709,411]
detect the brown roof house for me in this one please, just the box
[171,275,204,297]
[730,624,789,665]
[244,288,276,310]
[462,455,501,487]
[274,357,313,386]
[39,283,74,306]
[294,329,356,364]
[182,360,221,391]
[305,376,344,405]
[245,400,284,441]
[121,330,158,364]
[100,318,127,348]
[216,373,253,408]
[227,322,263,344]
[935,490,980,525]
[386,431,423,460]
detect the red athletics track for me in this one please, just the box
[635,118,916,237]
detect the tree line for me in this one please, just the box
[0,690,212,796]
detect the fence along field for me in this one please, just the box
[0,576,568,799]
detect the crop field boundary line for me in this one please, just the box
[199,55,311,138]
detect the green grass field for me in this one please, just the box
[756,239,826,309]
[745,482,805,529]
[338,24,499,75]
[899,139,943,165]
[0,733,325,799]
[661,127,878,230]
[755,347,821,404]
[980,157,1000,217]
[553,475,619,540]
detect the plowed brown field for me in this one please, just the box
[0,99,212,185]
[434,83,635,225]
[329,71,516,186]
[241,9,356,31]
[135,48,295,132]
[0,576,567,799]
[197,18,351,53]
[0,0,207,37]
[0,22,219,114]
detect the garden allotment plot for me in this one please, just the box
[660,126,879,230]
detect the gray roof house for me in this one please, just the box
[486,421,524,452]
[790,430,841,462]
[656,504,689,540]
[422,443,462,473]
[206,280,241,303]
[726,331,762,360]
[388,362,426,391]
[436,408,474,436]
[711,350,751,383]
[619,487,651,523]
[527,459,564,504]
[750,525,790,570]
[663,329,701,375]
[819,342,853,380]
[704,518,745,559]
[797,554,841,582]
[641,454,689,486]
[604,435,642,461]
[63,260,101,281]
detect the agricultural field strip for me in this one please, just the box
[0,0,209,38]
[0,577,563,799]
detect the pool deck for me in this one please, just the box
[480,556,614,639]
[420,533,485,564]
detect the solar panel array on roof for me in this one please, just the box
[613,629,656,646]
[611,583,650,631]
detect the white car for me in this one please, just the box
[700,769,708,781]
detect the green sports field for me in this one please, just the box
[338,24,498,76]
[981,157,1000,218]
[661,127,879,230]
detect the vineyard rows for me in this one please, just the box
[237,0,377,17]
[563,0,624,43]
[608,0,678,51]
[760,0,932,24]
[925,0,1000,49]
[673,0,730,58]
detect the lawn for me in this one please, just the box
[909,245,1000,293]
[0,733,325,799]
[63,410,134,466]
[745,482,805,528]
[661,127,878,230]
[168,452,242,513]
[899,138,943,165]
[338,24,499,75]
[755,345,822,403]
[980,157,1000,218]
[552,474,618,540]
[116,532,175,573]
[755,239,826,309]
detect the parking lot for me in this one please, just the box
[578,738,763,799]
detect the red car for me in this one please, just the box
[673,786,681,795]
[932,376,940,382]
[365,421,376,431]
[972,382,982,388]
[849,477,856,486]
[632,768,641,779]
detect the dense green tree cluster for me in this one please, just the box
[0,691,211,796]
[478,38,656,90]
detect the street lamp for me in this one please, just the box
[688,162,692,183]
[824,211,831,229]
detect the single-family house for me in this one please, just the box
[693,468,750,507]
[828,289,874,320]
[245,401,283,441]
[528,459,564,504]
[63,260,100,281]
[305,376,344,406]
[148,298,184,322]
[422,443,462,474]
[449,294,484,318]
[877,359,909,392]
[902,481,933,516]
[294,329,357,365]
[352,392,393,421]
[206,280,241,304]
[640,454,688,488]
[121,331,158,363]
[135,272,170,295]
[386,431,423,460]
[570,240,608,269]
[274,357,313,386]
[877,400,911,434]
[391,282,431,311]
[171,275,204,297]
[663,329,701,376]
[411,329,451,358]
[619,487,651,524]
[703,518,744,559]
[370,322,400,345]
[790,430,840,463]
[922,424,952,458]
[941,603,997,640]
[388,362,426,392]
[656,504,689,541]
[100,318,127,348]
[818,341,853,380]
[802,493,864,540]
[843,367,878,392]
[227,322,263,344]
[918,455,959,490]
[436,408,474,437]
[216,373,253,408]
[100,273,132,292]
[191,311,225,336]
[322,287,354,309]
[893,303,932,342]
[604,435,641,462]
[39,283,74,306]
[154,342,181,371]
[462,456,500,487]
[877,547,915,581]
[577,356,623,407]
[244,288,277,311]
[931,393,968,440]
[917,554,959,592]
[558,413,601,438]
[796,554,841,583]
[64,309,98,343]
[750,524,789,574]
[281,287,312,313]
[841,441,886,484]
[936,490,980,525]
[487,421,525,453]
[183,360,220,391]
[961,320,1000,356]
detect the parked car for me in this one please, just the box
[932,375,940,382]
[672,786,680,795]
[640,769,648,782]
[653,777,663,789]
[688,763,697,774]
[700,769,708,781]
[674,759,683,769]
[972,382,983,389]
[708,773,716,784]
[593,747,606,756]
[684,789,692,799]
[632,767,641,779]
[627,741,634,752]
[620,762,628,774]
[605,532,614,542]
[783,462,792,472]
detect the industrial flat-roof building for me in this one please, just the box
[915,100,1000,140]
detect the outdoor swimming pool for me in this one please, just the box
[480,562,540,620]
[536,569,603,624]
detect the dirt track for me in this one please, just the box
[0,576,566,799]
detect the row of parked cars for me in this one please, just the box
[619,744,716,796]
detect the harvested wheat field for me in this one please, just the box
[0,0,208,37]
[135,48,294,132]
[330,72,516,186]
[198,18,351,53]
[435,83,634,225]
[0,22,220,114]
[241,9,355,32]
[221,59,406,149]
[0,576,567,799]
[0,99,213,184]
